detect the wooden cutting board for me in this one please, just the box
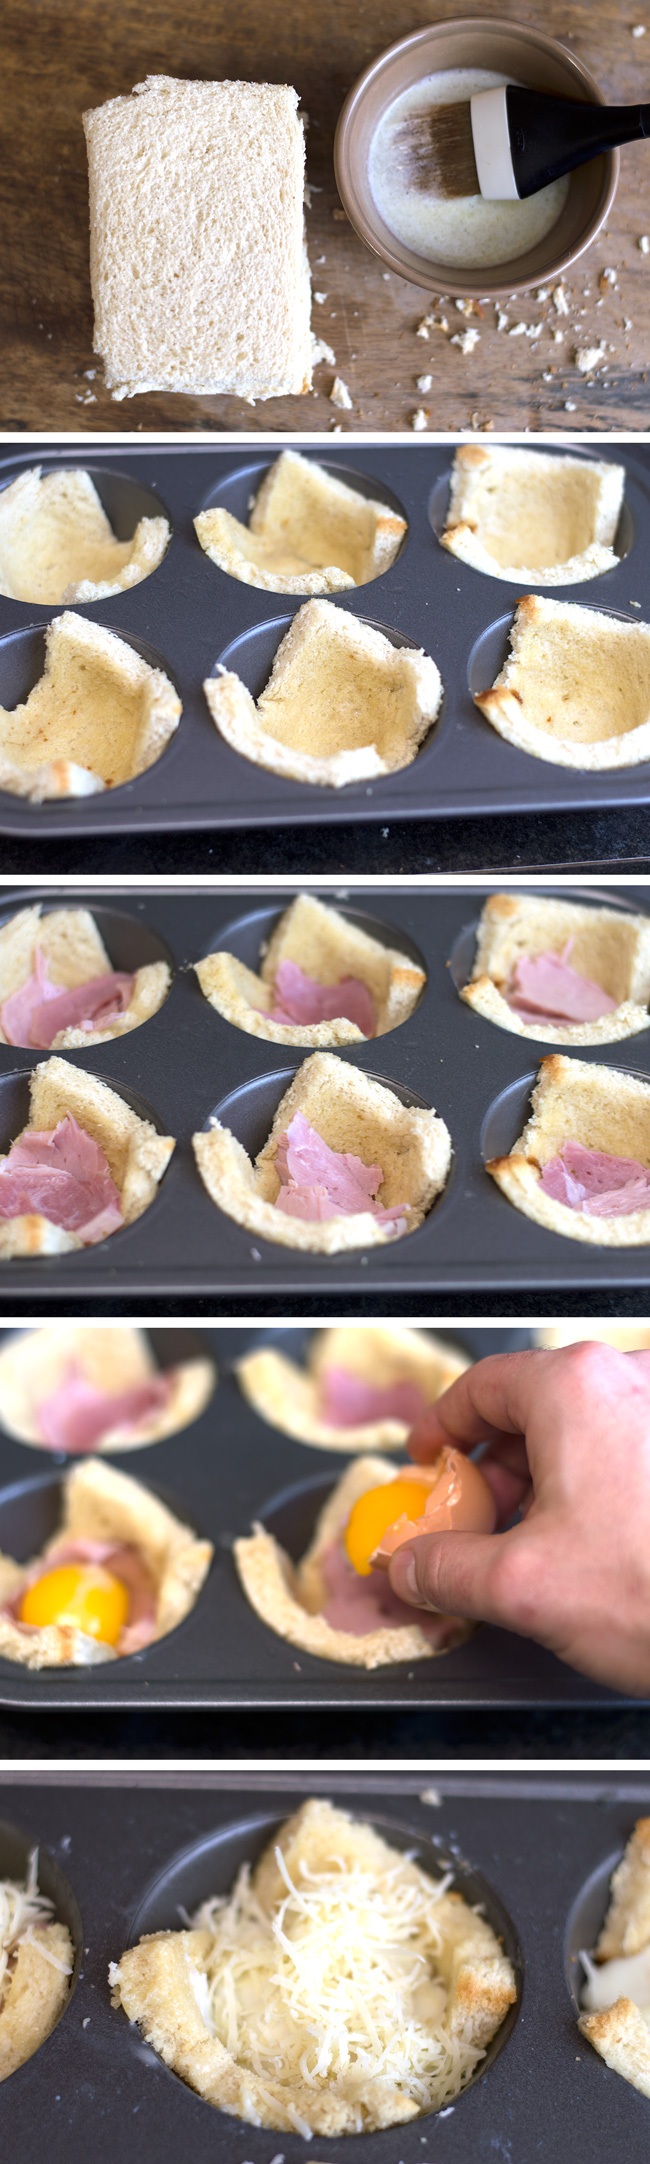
[1,0,649,435]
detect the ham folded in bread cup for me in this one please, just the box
[0,1057,174,1258]
[0,903,171,1050]
[0,1325,215,1455]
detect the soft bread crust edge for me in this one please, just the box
[0,1921,73,2081]
[441,444,624,586]
[0,1055,175,1259]
[487,1052,650,1246]
[460,891,650,1046]
[0,1323,215,1452]
[579,1997,650,2098]
[204,598,441,788]
[193,1049,451,1253]
[235,1324,469,1452]
[473,594,650,771]
[195,889,426,1047]
[0,903,170,1048]
[194,450,406,594]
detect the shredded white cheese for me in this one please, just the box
[190,1840,486,2128]
[0,1849,73,1991]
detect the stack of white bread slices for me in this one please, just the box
[83,77,312,403]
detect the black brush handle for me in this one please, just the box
[506,86,650,197]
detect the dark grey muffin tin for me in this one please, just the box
[1,1768,649,2163]
[1,882,650,1295]
[0,439,648,837]
[0,1322,624,1710]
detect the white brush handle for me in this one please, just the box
[470,88,519,201]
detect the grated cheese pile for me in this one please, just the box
[190,1834,487,2133]
[0,1849,73,1994]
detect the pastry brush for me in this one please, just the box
[398,85,650,199]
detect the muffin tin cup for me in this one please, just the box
[0,1321,626,1711]
[1,442,650,836]
[0,885,650,1296]
[0,1769,649,2161]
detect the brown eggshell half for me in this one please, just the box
[371,1447,496,1568]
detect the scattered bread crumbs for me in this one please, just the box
[565,399,577,410]
[553,284,570,315]
[450,328,480,355]
[411,408,429,430]
[574,342,607,372]
[553,329,564,344]
[639,235,650,253]
[416,374,433,392]
[329,375,352,409]
[496,309,509,330]
[314,292,328,304]
[599,267,618,289]
[632,21,646,32]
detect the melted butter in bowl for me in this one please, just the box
[368,67,570,270]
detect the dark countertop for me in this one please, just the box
[3,810,650,877]
[0,1703,648,1760]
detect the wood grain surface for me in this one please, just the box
[2,0,650,435]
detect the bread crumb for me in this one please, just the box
[574,342,607,372]
[599,267,618,291]
[416,373,433,392]
[311,335,336,368]
[553,284,569,315]
[632,21,646,32]
[330,376,352,408]
[536,286,550,301]
[495,309,509,330]
[450,328,480,354]
[416,321,430,338]
[638,234,650,253]
[564,399,577,410]
[411,408,429,430]
[552,328,564,344]
[508,321,542,338]
[314,292,328,304]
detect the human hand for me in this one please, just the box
[387,1343,650,1695]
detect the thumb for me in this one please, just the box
[388,1527,514,1628]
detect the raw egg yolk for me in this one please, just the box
[345,1480,430,1577]
[18,1564,130,1647]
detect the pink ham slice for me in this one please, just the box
[264,962,375,1038]
[320,1538,460,1645]
[4,1538,158,1654]
[36,1366,171,1454]
[505,941,617,1026]
[540,1138,650,1217]
[0,944,134,1049]
[321,1365,428,1429]
[0,1114,123,1244]
[273,1112,408,1235]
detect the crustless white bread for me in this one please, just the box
[83,77,312,401]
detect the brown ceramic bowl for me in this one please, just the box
[334,18,619,300]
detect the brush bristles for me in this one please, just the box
[394,101,479,200]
